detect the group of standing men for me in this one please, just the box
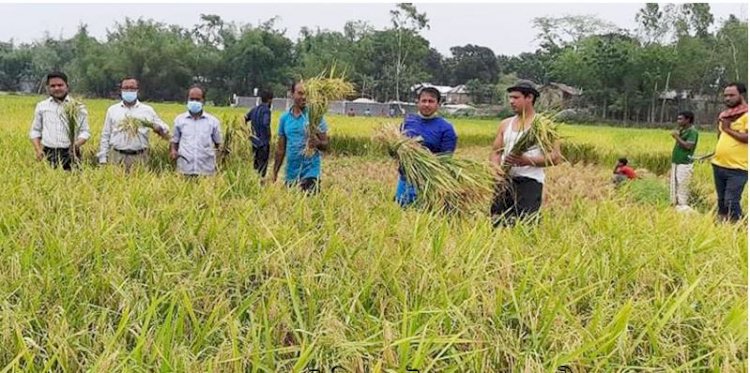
[666,82,747,223]
[29,71,748,224]
[30,72,328,192]
[31,72,222,176]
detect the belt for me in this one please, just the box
[114,148,146,155]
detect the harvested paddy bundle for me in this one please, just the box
[303,68,355,157]
[374,123,499,214]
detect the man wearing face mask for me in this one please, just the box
[394,86,458,206]
[30,71,91,170]
[170,85,223,176]
[98,77,170,171]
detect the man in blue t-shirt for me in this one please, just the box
[245,90,273,177]
[395,86,458,206]
[271,81,329,193]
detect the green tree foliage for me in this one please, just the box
[0,4,744,121]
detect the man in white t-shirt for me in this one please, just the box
[489,81,562,227]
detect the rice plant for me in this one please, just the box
[119,115,157,138]
[503,112,563,173]
[60,97,85,163]
[0,95,744,371]
[373,123,499,214]
[303,67,355,157]
[220,113,249,165]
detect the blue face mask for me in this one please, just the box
[187,100,203,114]
[121,90,138,103]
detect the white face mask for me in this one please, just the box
[187,100,203,114]
[121,91,138,103]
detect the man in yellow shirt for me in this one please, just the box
[712,82,747,222]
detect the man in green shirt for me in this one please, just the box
[670,111,699,212]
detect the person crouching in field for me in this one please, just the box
[30,72,91,171]
[612,157,637,185]
[98,77,170,172]
[170,85,222,176]
[395,86,457,206]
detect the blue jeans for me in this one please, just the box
[712,164,748,222]
[395,176,417,207]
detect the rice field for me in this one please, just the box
[0,95,746,371]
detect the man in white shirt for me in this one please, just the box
[98,77,170,171]
[30,71,91,170]
[170,85,223,176]
[489,80,562,227]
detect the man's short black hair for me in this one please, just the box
[618,157,628,165]
[46,71,68,85]
[290,81,301,93]
[121,76,138,87]
[677,111,694,123]
[260,90,273,103]
[417,86,441,102]
[727,82,747,96]
[188,84,206,99]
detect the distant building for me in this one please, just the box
[538,82,583,109]
[410,83,470,105]
[446,85,470,105]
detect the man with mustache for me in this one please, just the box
[711,82,748,223]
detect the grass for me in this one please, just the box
[0,95,745,371]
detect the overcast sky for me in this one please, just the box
[0,2,747,56]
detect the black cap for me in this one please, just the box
[506,80,539,97]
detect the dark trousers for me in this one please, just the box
[491,176,543,227]
[252,144,270,177]
[712,164,748,222]
[286,177,320,195]
[43,147,77,171]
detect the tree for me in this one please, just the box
[191,14,228,48]
[446,44,499,85]
[465,78,496,104]
[577,32,640,119]
[28,33,76,92]
[105,18,200,101]
[423,47,448,85]
[66,25,118,97]
[502,52,549,84]
[389,3,429,102]
[636,3,668,44]
[0,41,33,91]
[638,3,715,42]
[367,28,431,102]
[685,3,714,39]
[294,29,357,82]
[533,15,619,51]
[219,22,294,102]
[0,4,742,121]
[716,16,748,84]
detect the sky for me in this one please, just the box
[0,2,747,56]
